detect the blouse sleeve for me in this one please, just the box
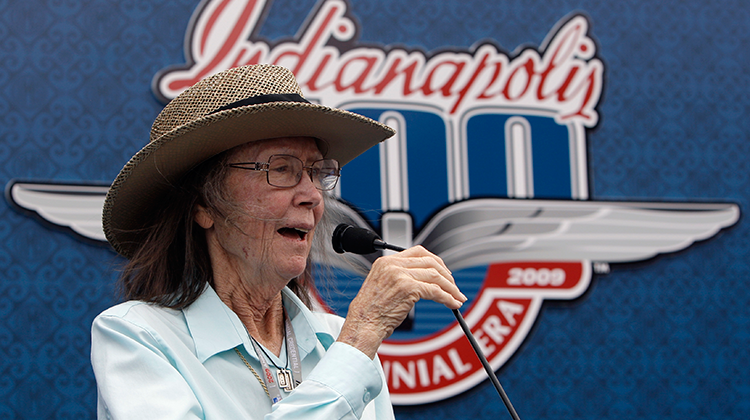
[267,342,394,420]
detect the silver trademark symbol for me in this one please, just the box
[593,262,610,274]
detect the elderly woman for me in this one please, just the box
[91,64,466,419]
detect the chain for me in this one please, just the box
[234,347,270,398]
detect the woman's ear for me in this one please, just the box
[194,204,215,229]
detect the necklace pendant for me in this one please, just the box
[277,369,295,392]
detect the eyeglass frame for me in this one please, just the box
[228,154,341,191]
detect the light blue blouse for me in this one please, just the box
[91,285,394,419]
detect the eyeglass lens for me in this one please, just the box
[267,155,340,190]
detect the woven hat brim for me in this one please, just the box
[103,101,395,258]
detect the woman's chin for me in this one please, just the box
[277,257,309,281]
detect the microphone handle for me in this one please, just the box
[373,239,405,253]
[377,242,520,420]
[452,308,521,420]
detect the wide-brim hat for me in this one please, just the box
[103,64,395,258]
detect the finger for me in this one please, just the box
[395,254,454,282]
[405,267,467,304]
[412,246,453,275]
[413,280,465,310]
[382,252,465,300]
[386,248,454,282]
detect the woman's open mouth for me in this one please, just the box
[277,227,309,241]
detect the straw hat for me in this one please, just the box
[103,64,395,258]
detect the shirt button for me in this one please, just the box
[363,391,372,403]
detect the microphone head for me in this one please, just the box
[332,224,383,255]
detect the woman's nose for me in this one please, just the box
[295,169,323,207]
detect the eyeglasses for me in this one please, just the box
[228,154,341,191]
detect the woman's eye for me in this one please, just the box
[272,165,291,174]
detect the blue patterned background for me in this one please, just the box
[1,0,748,418]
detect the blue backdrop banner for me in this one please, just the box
[1,0,748,419]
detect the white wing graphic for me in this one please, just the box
[7,182,109,242]
[415,198,740,271]
[6,182,740,270]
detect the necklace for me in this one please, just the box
[249,335,295,392]
[234,348,269,398]
[237,309,302,404]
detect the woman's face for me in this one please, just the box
[196,136,326,287]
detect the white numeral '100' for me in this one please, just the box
[507,267,566,286]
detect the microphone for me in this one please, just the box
[331,224,521,420]
[332,224,406,254]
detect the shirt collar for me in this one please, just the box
[184,285,336,363]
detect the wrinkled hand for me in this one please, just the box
[337,246,467,359]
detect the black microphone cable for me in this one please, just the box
[332,224,521,420]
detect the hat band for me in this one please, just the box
[211,93,310,114]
